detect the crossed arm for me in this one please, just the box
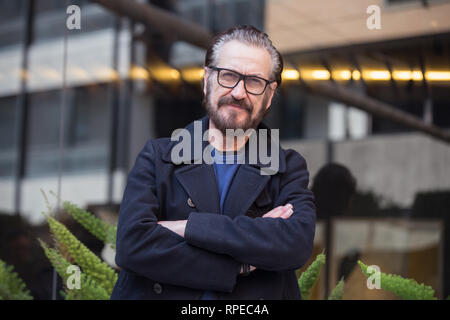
[158,203,293,238]
[115,140,315,293]
[157,203,294,274]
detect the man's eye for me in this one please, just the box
[247,78,264,86]
[222,72,238,79]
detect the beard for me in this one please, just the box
[203,79,270,134]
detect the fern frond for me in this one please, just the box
[298,251,326,300]
[358,260,437,300]
[63,200,117,248]
[45,216,118,295]
[38,239,110,300]
[50,192,116,249]
[0,259,33,300]
[328,278,345,300]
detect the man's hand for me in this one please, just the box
[157,220,187,238]
[262,203,293,219]
[240,264,257,274]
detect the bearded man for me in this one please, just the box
[111,25,316,300]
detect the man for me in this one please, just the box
[111,25,316,300]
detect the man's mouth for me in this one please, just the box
[222,104,247,111]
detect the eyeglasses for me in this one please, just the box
[208,66,274,95]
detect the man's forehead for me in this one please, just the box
[216,40,272,77]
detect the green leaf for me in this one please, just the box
[328,278,345,300]
[38,239,110,300]
[298,251,326,300]
[0,259,33,300]
[48,190,117,249]
[61,199,117,249]
[45,215,118,296]
[358,260,437,300]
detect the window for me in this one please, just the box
[0,96,18,177]
[32,0,115,43]
[0,0,26,48]
[25,84,111,177]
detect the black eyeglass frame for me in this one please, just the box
[208,66,275,95]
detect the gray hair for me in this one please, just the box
[205,25,284,86]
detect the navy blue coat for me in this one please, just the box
[110,116,316,300]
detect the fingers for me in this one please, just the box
[262,203,293,219]
[281,208,293,219]
[262,206,282,218]
[262,205,286,218]
[279,203,293,218]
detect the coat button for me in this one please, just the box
[153,282,163,294]
[187,198,195,208]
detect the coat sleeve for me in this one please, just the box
[115,140,241,293]
[184,150,316,271]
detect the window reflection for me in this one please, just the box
[25,84,111,177]
[331,218,442,300]
[0,96,17,177]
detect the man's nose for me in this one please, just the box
[231,79,247,100]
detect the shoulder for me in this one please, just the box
[278,147,310,187]
[140,137,172,157]
[282,148,309,172]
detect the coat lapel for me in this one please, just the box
[168,116,221,214]
[174,164,221,214]
[223,165,270,219]
[162,115,286,218]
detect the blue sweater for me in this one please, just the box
[200,147,244,299]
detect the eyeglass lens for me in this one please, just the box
[218,69,267,94]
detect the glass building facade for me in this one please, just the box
[0,0,448,300]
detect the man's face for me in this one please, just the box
[203,40,277,133]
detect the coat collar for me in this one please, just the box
[161,115,287,174]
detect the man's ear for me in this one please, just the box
[265,83,277,108]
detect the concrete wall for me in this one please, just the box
[282,131,450,207]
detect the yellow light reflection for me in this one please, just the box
[425,71,450,81]
[129,66,150,80]
[332,70,352,81]
[312,70,330,80]
[181,67,204,82]
[363,70,391,80]
[151,67,180,82]
[38,67,61,80]
[281,69,300,80]
[392,70,423,81]
[412,71,423,81]
[94,67,118,81]
[301,69,330,80]
[19,68,29,80]
[169,69,180,80]
[69,66,91,81]
[278,68,450,82]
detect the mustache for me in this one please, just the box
[218,96,252,112]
